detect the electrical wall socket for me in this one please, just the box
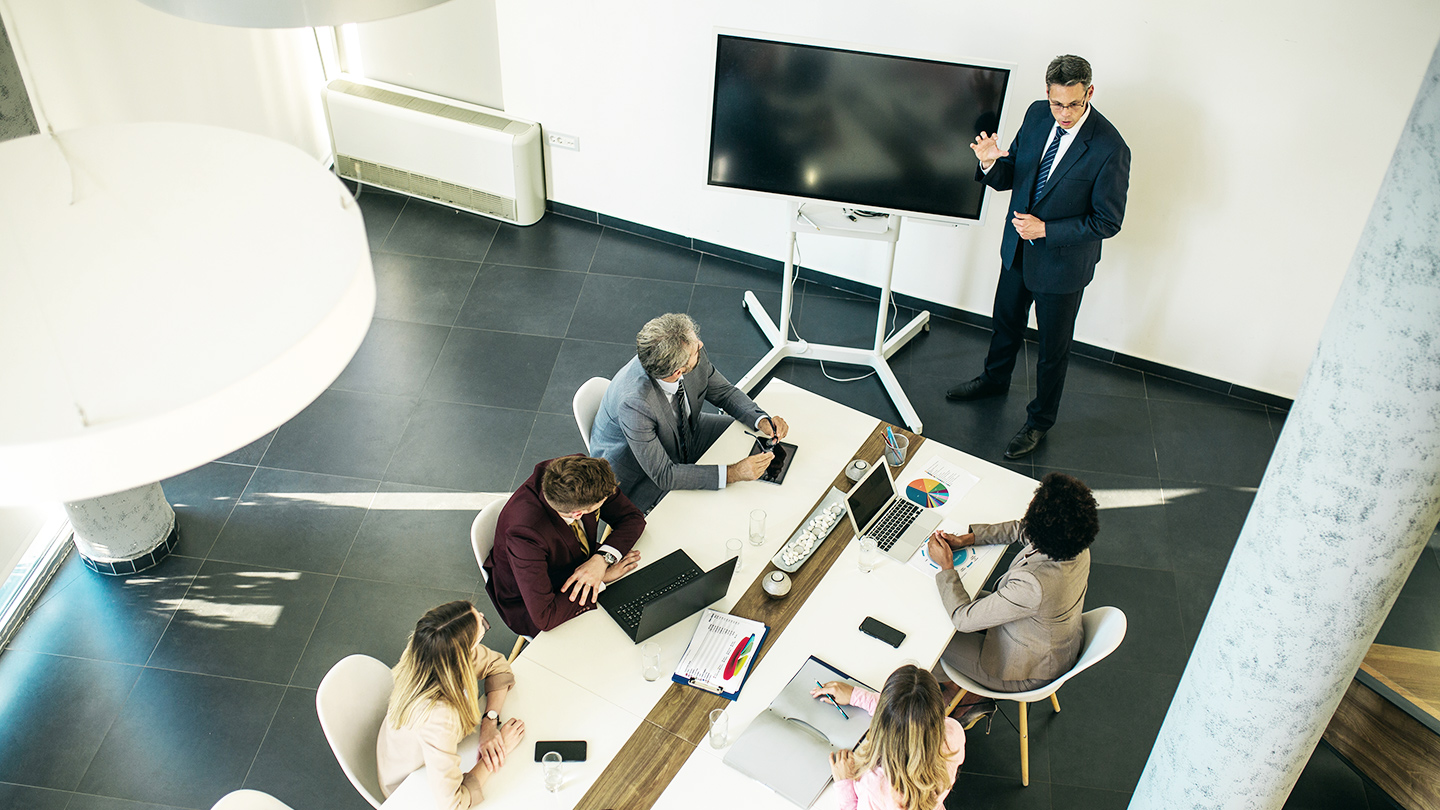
[546,131,580,151]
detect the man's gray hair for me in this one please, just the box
[1045,54,1092,89]
[636,313,700,378]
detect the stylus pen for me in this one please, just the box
[797,209,819,229]
[816,682,849,719]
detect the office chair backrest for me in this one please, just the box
[470,495,511,585]
[316,654,394,810]
[1054,606,1128,689]
[572,376,611,452]
[210,790,297,810]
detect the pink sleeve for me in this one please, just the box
[835,777,859,810]
[848,686,880,715]
[941,717,966,784]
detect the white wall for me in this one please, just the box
[1,0,329,160]
[351,0,504,109]
[494,0,1440,398]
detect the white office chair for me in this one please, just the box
[316,654,394,809]
[941,606,1127,786]
[572,376,610,452]
[211,790,297,810]
[470,495,529,660]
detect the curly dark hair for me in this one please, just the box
[1020,473,1099,560]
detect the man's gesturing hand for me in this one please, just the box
[970,131,1008,170]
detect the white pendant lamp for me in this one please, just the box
[0,122,375,506]
[131,0,457,28]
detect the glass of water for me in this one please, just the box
[726,537,743,565]
[858,536,879,573]
[709,708,728,748]
[749,509,766,546]
[641,641,661,682]
[542,750,563,792]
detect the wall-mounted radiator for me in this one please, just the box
[323,75,545,226]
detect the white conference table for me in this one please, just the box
[395,379,1041,810]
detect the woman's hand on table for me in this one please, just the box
[829,749,857,781]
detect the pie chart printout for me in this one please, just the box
[906,478,949,508]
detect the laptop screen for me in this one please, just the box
[846,464,894,531]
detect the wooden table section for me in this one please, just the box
[1323,644,1440,810]
[573,422,922,810]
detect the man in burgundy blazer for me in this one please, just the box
[484,455,645,637]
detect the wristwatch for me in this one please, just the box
[598,549,620,565]
[485,709,499,725]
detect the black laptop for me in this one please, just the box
[599,549,737,642]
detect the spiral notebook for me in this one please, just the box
[722,656,874,807]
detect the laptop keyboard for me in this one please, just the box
[868,499,922,551]
[613,567,703,629]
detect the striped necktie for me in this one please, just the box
[674,379,690,463]
[569,518,590,555]
[1031,125,1067,207]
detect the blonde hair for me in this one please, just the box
[850,665,956,810]
[388,601,483,731]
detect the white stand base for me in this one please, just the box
[735,203,930,434]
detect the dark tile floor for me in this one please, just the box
[2,190,1435,810]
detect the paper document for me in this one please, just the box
[672,609,767,699]
[909,542,982,576]
[920,456,980,505]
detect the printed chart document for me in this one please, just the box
[723,657,874,807]
[909,540,985,576]
[672,609,768,699]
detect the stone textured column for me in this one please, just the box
[1130,40,1440,809]
[64,482,178,575]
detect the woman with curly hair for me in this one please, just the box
[377,600,526,809]
[926,472,1099,727]
[811,664,964,810]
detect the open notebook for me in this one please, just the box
[723,657,874,807]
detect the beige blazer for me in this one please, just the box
[935,520,1089,683]
[376,645,516,810]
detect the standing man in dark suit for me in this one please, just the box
[947,55,1131,459]
[589,313,788,513]
[484,455,644,637]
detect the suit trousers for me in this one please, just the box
[980,251,1085,431]
[939,629,1056,693]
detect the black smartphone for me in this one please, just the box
[859,617,906,648]
[534,740,587,762]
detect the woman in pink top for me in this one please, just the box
[812,665,965,810]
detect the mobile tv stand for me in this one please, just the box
[736,201,930,433]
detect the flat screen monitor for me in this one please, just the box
[708,35,1011,223]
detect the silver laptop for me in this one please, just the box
[843,462,942,562]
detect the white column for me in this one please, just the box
[64,482,177,575]
[1131,39,1440,809]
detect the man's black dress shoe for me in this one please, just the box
[1004,426,1046,459]
[946,377,1009,401]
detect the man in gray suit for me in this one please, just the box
[589,313,789,513]
[926,472,1099,727]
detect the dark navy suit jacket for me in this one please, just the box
[979,99,1131,294]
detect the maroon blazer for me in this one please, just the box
[483,457,645,636]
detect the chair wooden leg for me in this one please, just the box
[507,636,527,662]
[1019,701,1029,787]
[1050,693,1061,713]
[944,687,969,716]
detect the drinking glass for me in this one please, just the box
[542,751,563,792]
[726,537,743,564]
[641,641,661,682]
[748,509,766,546]
[709,708,728,748]
[858,536,879,573]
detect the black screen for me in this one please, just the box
[708,36,1010,221]
[847,464,895,531]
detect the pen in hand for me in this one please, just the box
[815,681,849,719]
